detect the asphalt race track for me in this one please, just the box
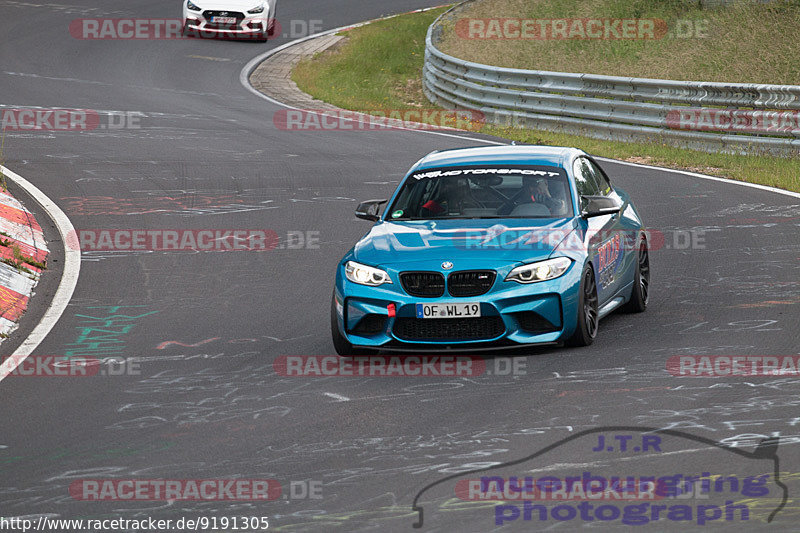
[1,0,799,531]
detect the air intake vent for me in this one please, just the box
[447,270,496,297]
[393,316,505,340]
[400,272,445,298]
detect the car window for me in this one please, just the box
[387,165,574,220]
[584,158,613,195]
[572,158,602,197]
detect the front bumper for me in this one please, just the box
[182,8,274,37]
[333,260,583,350]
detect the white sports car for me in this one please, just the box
[182,0,278,41]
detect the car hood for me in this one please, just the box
[353,218,576,266]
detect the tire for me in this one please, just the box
[331,292,352,355]
[330,293,374,356]
[621,234,650,313]
[182,23,195,38]
[254,27,268,42]
[566,264,599,347]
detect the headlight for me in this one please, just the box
[187,0,201,11]
[505,257,572,284]
[247,4,265,13]
[345,261,392,286]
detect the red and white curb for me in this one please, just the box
[0,187,49,339]
[0,165,79,383]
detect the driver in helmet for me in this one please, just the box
[522,177,566,215]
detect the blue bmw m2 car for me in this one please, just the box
[331,146,650,354]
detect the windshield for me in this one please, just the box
[386,165,573,220]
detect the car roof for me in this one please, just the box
[414,145,583,171]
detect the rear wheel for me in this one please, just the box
[622,235,650,313]
[566,264,598,347]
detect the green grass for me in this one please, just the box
[0,236,46,271]
[12,244,46,270]
[439,0,800,85]
[0,257,33,275]
[292,8,445,111]
[292,5,800,193]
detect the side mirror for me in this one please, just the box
[581,195,622,218]
[355,199,388,222]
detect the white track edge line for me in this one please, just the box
[594,157,800,200]
[0,165,81,381]
[241,15,800,202]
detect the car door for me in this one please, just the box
[572,157,622,305]
[584,157,640,297]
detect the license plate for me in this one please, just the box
[416,302,481,319]
[212,16,237,24]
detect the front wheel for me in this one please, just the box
[622,234,650,313]
[566,264,599,347]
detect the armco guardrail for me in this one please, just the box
[423,1,800,155]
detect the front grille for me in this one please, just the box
[349,314,387,335]
[448,270,496,297]
[400,272,445,298]
[513,311,560,335]
[203,10,245,28]
[393,316,505,340]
